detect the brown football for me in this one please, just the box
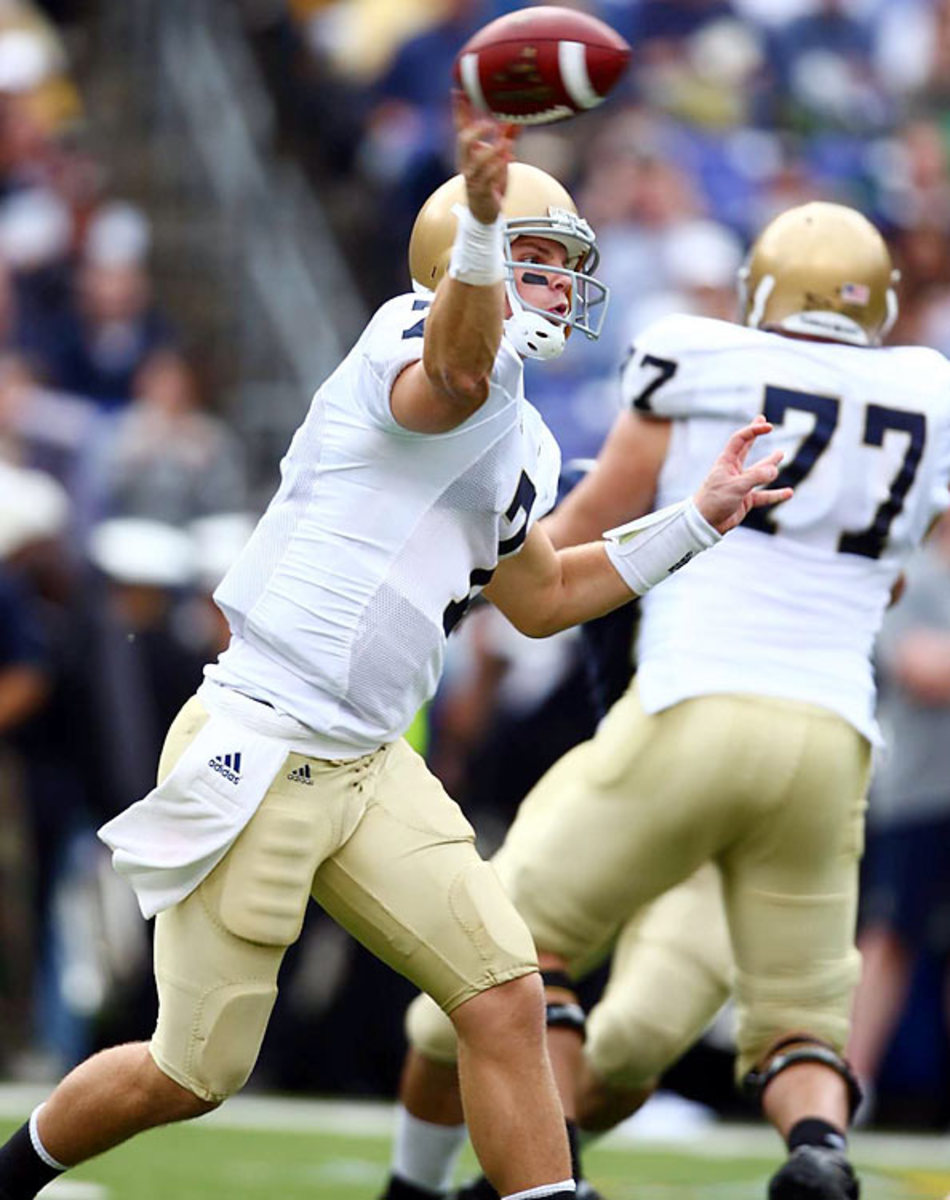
[453,6,631,125]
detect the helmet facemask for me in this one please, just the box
[503,209,608,361]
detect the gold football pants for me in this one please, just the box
[407,860,733,1091]
[407,686,868,1083]
[148,696,537,1102]
[495,685,869,1078]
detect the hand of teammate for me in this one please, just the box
[453,91,518,226]
[693,415,792,534]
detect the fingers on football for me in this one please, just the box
[498,122,519,153]
[452,88,471,129]
[456,93,518,147]
[466,142,507,203]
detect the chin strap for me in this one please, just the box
[504,310,567,360]
[504,277,567,360]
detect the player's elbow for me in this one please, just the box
[429,362,490,411]
[502,606,563,639]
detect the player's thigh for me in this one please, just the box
[586,862,733,1089]
[492,686,740,974]
[721,704,870,1065]
[723,705,869,960]
[311,738,537,1014]
[151,745,370,1101]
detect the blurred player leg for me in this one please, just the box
[576,862,732,1131]
[722,701,869,1200]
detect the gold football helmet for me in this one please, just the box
[738,201,898,346]
[408,163,608,359]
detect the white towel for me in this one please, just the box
[99,709,291,919]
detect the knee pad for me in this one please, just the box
[405,991,460,1066]
[585,1000,666,1090]
[586,985,726,1091]
[734,949,860,1083]
[151,978,277,1103]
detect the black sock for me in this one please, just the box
[786,1117,848,1154]
[382,1176,445,1199]
[0,1121,65,1199]
[566,1118,583,1181]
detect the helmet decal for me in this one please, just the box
[738,202,897,347]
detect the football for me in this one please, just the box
[453,6,631,126]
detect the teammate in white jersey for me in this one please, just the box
[0,103,787,1200]
[380,201,950,1200]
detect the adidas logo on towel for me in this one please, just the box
[209,752,242,785]
[287,763,314,786]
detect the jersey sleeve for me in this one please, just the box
[619,313,758,422]
[357,294,432,430]
[357,294,524,434]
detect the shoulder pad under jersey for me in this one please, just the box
[619,313,765,421]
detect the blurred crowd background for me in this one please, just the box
[1,0,950,1136]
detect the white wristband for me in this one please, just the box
[603,498,721,596]
[448,204,505,286]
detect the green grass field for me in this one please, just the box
[1,1088,948,1199]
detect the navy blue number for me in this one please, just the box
[838,405,926,560]
[443,568,495,636]
[442,470,537,635]
[743,385,840,536]
[742,387,926,559]
[401,298,430,340]
[498,470,538,556]
[630,352,678,412]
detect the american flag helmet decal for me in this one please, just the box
[840,282,870,305]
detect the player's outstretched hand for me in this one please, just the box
[453,90,518,225]
[693,415,792,534]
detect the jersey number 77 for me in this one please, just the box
[743,385,926,561]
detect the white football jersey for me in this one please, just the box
[621,313,950,743]
[207,292,561,757]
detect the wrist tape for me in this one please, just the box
[448,204,505,286]
[603,498,721,596]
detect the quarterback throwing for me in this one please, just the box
[0,100,787,1200]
